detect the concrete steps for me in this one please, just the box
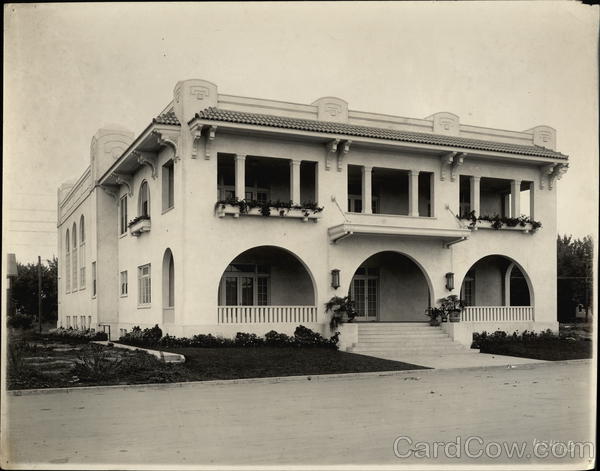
[348,323,477,357]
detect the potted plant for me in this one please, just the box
[425,307,443,326]
[325,296,357,330]
[438,295,464,323]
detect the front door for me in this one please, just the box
[350,268,378,321]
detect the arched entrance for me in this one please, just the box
[459,255,534,322]
[217,246,317,324]
[349,251,431,322]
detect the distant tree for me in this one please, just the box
[10,257,58,325]
[557,235,593,321]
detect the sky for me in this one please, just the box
[3,1,599,264]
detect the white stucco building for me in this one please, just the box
[57,79,569,347]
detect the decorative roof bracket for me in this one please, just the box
[98,183,119,201]
[204,125,217,160]
[539,163,556,190]
[134,151,158,179]
[548,163,568,190]
[450,153,466,182]
[325,139,339,171]
[440,151,457,181]
[112,172,133,197]
[337,140,352,171]
[152,130,180,161]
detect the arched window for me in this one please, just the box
[163,249,175,308]
[139,181,150,218]
[65,229,71,292]
[79,215,86,288]
[72,223,78,290]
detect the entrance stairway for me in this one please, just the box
[348,323,478,357]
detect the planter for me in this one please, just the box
[467,220,535,233]
[441,314,449,323]
[449,310,461,323]
[216,204,320,222]
[430,319,441,327]
[129,218,151,236]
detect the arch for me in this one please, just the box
[217,245,317,306]
[458,254,534,307]
[346,250,435,308]
[347,250,433,322]
[138,180,150,217]
[79,215,85,244]
[162,248,175,309]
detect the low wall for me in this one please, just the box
[442,321,560,346]
[337,323,359,351]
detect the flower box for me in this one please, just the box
[215,204,321,222]
[471,220,535,233]
[129,217,151,236]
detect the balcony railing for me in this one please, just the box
[217,305,318,324]
[462,306,534,322]
[128,216,151,236]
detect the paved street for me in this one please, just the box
[3,360,594,468]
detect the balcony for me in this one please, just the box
[329,212,471,244]
[128,216,151,236]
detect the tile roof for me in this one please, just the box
[155,107,567,159]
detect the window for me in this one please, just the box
[138,264,152,305]
[80,315,86,330]
[91,262,97,297]
[139,181,150,217]
[65,229,70,293]
[162,161,174,211]
[79,215,86,289]
[73,316,78,329]
[71,223,78,290]
[120,271,128,296]
[66,316,71,328]
[119,196,128,234]
[461,270,475,306]
[88,316,92,330]
[348,195,379,213]
[219,264,270,306]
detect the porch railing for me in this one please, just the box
[217,305,318,324]
[462,306,534,322]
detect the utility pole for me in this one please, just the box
[38,255,42,333]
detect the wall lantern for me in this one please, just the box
[331,269,340,289]
[445,272,455,291]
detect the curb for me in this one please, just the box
[7,358,591,396]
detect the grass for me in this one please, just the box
[167,347,427,381]
[6,331,427,390]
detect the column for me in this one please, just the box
[409,170,420,216]
[470,176,480,216]
[528,182,535,220]
[511,179,521,218]
[290,159,301,205]
[362,166,372,214]
[235,154,246,200]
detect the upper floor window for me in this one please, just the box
[139,181,150,218]
[119,196,128,235]
[71,223,78,291]
[120,270,128,296]
[138,264,151,305]
[91,261,97,297]
[162,161,174,211]
[79,215,86,288]
[65,229,71,293]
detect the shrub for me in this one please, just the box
[119,324,162,348]
[265,330,293,346]
[45,327,108,342]
[7,312,34,330]
[234,332,264,347]
[73,344,123,381]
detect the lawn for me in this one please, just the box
[7,331,427,390]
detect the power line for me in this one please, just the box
[8,208,56,212]
[8,229,57,233]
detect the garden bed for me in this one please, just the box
[472,329,592,361]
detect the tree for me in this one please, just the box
[557,235,593,322]
[10,257,58,324]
